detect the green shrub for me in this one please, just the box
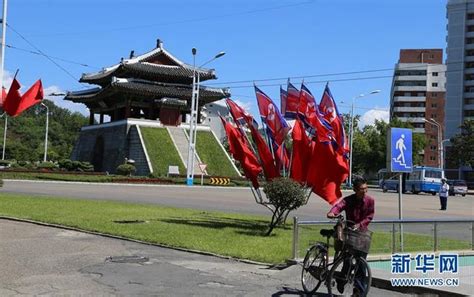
[116,164,136,176]
[263,178,307,235]
[0,160,11,167]
[37,161,57,170]
[58,159,74,171]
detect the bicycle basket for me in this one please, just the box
[343,229,372,254]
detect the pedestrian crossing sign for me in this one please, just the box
[387,128,413,173]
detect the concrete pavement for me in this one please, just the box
[0,219,408,296]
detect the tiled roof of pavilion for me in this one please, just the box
[80,40,216,86]
[65,77,230,110]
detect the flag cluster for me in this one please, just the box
[221,83,349,205]
[1,77,44,117]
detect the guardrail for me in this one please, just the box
[292,217,474,261]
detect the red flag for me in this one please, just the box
[255,86,290,146]
[306,140,349,205]
[285,82,299,119]
[220,116,262,188]
[280,86,287,116]
[3,78,22,117]
[290,119,312,184]
[275,144,289,172]
[249,124,280,180]
[0,87,6,107]
[298,83,334,143]
[16,79,43,116]
[226,98,258,128]
[319,84,347,154]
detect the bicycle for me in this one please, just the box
[301,215,372,296]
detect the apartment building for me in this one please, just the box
[446,0,474,140]
[390,49,446,167]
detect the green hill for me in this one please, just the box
[0,99,88,161]
[140,127,185,176]
[195,130,239,177]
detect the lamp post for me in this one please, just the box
[424,118,442,169]
[41,102,49,162]
[1,112,6,160]
[348,89,380,186]
[186,49,225,186]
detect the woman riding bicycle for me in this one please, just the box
[327,175,375,295]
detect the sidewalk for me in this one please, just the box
[0,218,406,296]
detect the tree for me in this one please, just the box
[0,99,88,161]
[262,178,307,236]
[447,120,474,168]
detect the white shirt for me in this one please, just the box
[439,183,449,198]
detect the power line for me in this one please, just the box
[4,43,98,69]
[25,1,315,37]
[7,24,87,88]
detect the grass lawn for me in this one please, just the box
[0,193,470,264]
[0,171,118,182]
[141,127,185,176]
[195,131,239,177]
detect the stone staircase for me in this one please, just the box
[127,125,152,176]
[167,126,204,175]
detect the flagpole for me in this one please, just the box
[1,113,6,160]
[0,0,8,160]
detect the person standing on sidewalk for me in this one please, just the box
[439,178,449,210]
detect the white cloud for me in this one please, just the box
[359,109,389,128]
[43,85,88,115]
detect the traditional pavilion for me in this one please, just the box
[65,39,230,126]
[64,39,230,175]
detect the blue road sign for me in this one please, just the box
[387,128,413,173]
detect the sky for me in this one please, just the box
[2,0,448,128]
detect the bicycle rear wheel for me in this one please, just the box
[327,255,372,297]
[301,244,326,294]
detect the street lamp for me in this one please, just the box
[348,90,380,186]
[186,49,225,186]
[424,118,443,170]
[41,102,49,162]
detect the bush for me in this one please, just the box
[116,164,136,176]
[58,159,94,172]
[37,161,57,170]
[263,178,307,235]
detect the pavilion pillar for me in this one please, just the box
[125,100,131,119]
[89,111,94,125]
[100,113,104,124]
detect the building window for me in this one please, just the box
[430,156,436,161]
[432,92,438,97]
[468,13,474,20]
[430,145,437,151]
[432,82,438,87]
[431,103,437,108]
[432,72,438,76]
[468,25,474,32]
[431,114,437,119]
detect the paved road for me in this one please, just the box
[0,219,408,296]
[3,180,473,221]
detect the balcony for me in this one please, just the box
[464,80,474,86]
[393,107,425,112]
[465,55,474,62]
[465,67,474,74]
[392,96,426,102]
[397,117,426,123]
[393,86,426,92]
[413,128,425,133]
[464,92,474,98]
[394,75,427,81]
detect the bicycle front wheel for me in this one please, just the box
[327,255,372,297]
[301,244,327,294]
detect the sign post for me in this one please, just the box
[198,163,207,186]
[387,128,413,252]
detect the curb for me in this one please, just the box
[371,277,469,297]
[0,216,271,267]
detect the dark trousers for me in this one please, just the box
[341,252,368,292]
[440,196,447,210]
